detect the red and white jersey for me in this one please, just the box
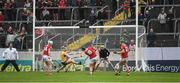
[84,47,97,59]
[43,44,52,56]
[120,43,128,58]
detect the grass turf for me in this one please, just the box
[0,71,179,82]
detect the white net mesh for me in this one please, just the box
[137,26,148,71]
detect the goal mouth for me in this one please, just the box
[33,26,148,72]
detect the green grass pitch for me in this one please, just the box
[0,71,180,82]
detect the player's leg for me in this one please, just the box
[11,60,20,72]
[67,58,78,64]
[115,61,123,75]
[43,56,48,73]
[92,62,96,72]
[47,58,52,75]
[95,59,103,70]
[44,62,48,73]
[89,63,94,75]
[125,63,130,76]
[115,60,125,76]
[89,57,97,75]
[64,63,71,72]
[1,60,10,72]
[57,62,67,72]
[63,59,74,72]
[124,59,130,76]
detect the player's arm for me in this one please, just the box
[113,49,125,54]
[2,50,7,58]
[105,49,110,55]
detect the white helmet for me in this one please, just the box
[48,40,53,45]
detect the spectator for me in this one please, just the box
[0,27,6,48]
[52,0,58,20]
[11,0,16,21]
[91,0,96,6]
[138,12,144,25]
[21,8,28,21]
[157,10,167,32]
[147,0,156,10]
[58,0,66,20]
[15,26,27,50]
[130,0,135,19]
[66,0,72,6]
[88,10,97,25]
[42,8,51,26]
[147,28,156,47]
[139,0,147,15]
[41,0,51,7]
[112,0,117,15]
[160,0,164,4]
[71,0,77,6]
[6,25,16,47]
[98,9,108,25]
[144,10,150,27]
[77,0,84,20]
[167,8,174,33]
[0,0,4,8]
[122,0,130,20]
[4,0,13,21]
[83,0,90,6]
[24,0,32,8]
[27,10,33,23]
[42,8,50,20]
[168,0,174,5]
[96,0,104,6]
[47,0,53,7]
[0,11,4,27]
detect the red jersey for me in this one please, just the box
[84,47,97,59]
[43,44,52,56]
[122,3,129,10]
[120,43,128,58]
[58,0,65,9]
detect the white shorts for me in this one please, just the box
[90,56,98,64]
[42,55,52,62]
[121,58,128,63]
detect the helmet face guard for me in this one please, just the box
[48,41,53,45]
[120,37,127,44]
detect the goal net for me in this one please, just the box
[34,26,148,72]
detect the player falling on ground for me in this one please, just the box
[42,41,53,75]
[113,39,130,76]
[57,46,77,72]
[82,44,98,75]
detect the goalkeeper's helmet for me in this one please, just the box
[120,37,127,44]
[48,40,53,45]
[61,46,67,51]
